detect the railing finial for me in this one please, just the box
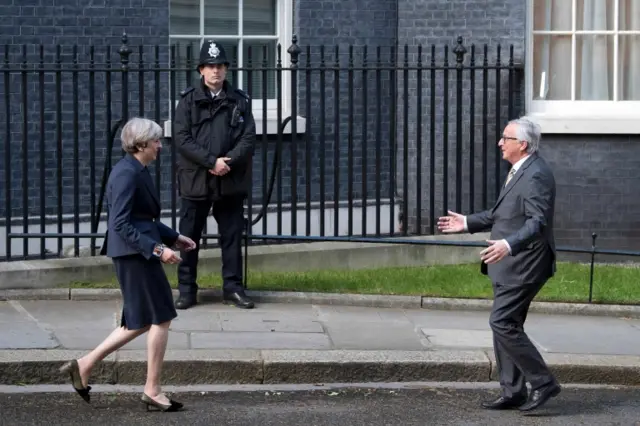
[119,31,132,70]
[288,34,301,66]
[453,36,467,67]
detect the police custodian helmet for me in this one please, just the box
[198,40,230,68]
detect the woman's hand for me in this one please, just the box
[174,235,197,252]
[160,247,182,264]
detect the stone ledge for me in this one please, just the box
[115,349,264,385]
[261,349,491,384]
[485,352,640,386]
[0,350,117,385]
[0,236,489,290]
[1,349,639,386]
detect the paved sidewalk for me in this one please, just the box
[1,298,640,386]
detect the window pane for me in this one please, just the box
[170,0,199,35]
[576,0,614,31]
[532,35,571,100]
[205,0,238,35]
[576,35,613,100]
[533,0,572,31]
[243,40,277,99]
[171,39,201,91]
[619,0,640,30]
[243,0,277,35]
[619,35,640,100]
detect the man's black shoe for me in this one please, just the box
[481,395,527,410]
[175,295,197,310]
[223,291,255,309]
[518,384,561,412]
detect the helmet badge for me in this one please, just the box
[208,43,220,58]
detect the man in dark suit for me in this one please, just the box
[438,117,561,412]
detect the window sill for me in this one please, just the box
[528,114,640,135]
[163,114,306,138]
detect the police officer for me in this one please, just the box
[173,40,256,310]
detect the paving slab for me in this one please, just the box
[324,321,426,350]
[190,332,332,350]
[314,305,410,323]
[524,314,640,356]
[0,302,25,322]
[17,300,119,330]
[0,302,59,349]
[217,307,318,322]
[404,309,491,330]
[53,329,189,350]
[220,317,324,333]
[0,322,59,350]
[168,311,223,332]
[421,328,494,349]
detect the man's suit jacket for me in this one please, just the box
[100,154,179,260]
[466,153,556,285]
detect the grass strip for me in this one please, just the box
[65,262,640,305]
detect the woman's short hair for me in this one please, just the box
[120,117,163,153]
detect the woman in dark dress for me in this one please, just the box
[59,117,196,412]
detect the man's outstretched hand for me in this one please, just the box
[437,210,465,233]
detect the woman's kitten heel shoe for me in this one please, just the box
[141,393,183,412]
[59,360,91,403]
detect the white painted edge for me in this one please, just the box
[527,114,640,135]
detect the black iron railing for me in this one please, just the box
[2,33,639,303]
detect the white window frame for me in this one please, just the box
[525,0,640,134]
[167,0,305,135]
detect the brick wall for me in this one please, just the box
[0,0,171,224]
[540,135,640,252]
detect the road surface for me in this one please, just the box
[1,384,639,425]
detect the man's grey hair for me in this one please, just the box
[120,117,163,153]
[509,116,541,154]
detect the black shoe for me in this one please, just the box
[59,359,91,404]
[175,294,197,310]
[481,394,527,410]
[223,291,255,309]
[518,384,561,412]
[141,393,184,412]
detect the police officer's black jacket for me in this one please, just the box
[173,79,255,200]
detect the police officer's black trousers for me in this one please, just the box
[177,195,245,296]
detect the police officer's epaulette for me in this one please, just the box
[180,87,194,97]
[234,88,251,100]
